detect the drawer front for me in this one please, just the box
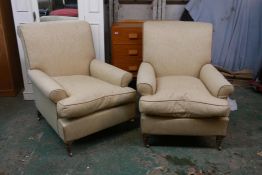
[112,44,142,59]
[113,59,142,73]
[112,27,142,44]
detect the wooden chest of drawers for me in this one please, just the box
[111,22,143,76]
[0,0,22,96]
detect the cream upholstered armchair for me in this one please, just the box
[137,21,234,150]
[18,21,136,156]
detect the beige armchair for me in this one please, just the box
[18,21,136,156]
[137,21,234,150]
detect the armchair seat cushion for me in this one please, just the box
[54,75,136,118]
[139,76,230,118]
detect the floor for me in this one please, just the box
[0,87,261,175]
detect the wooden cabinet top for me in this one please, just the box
[112,20,144,29]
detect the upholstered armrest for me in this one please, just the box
[28,70,68,103]
[137,62,157,96]
[200,64,234,98]
[90,59,133,87]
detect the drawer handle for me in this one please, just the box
[128,66,138,71]
[128,33,138,39]
[128,49,138,56]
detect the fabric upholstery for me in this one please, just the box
[200,64,234,98]
[141,114,229,136]
[139,21,233,140]
[143,21,212,77]
[28,70,68,103]
[137,62,156,96]
[40,16,77,22]
[140,76,230,118]
[54,75,136,118]
[18,20,95,76]
[58,103,136,142]
[90,59,133,87]
[19,21,136,145]
[32,84,59,133]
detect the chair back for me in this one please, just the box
[143,21,212,77]
[19,20,95,76]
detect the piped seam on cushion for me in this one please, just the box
[140,99,228,107]
[141,112,229,118]
[58,91,136,107]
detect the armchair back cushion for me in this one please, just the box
[143,21,212,77]
[19,20,95,76]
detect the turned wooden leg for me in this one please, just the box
[142,134,150,148]
[216,136,225,151]
[37,110,42,121]
[65,141,73,157]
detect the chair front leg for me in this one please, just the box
[37,110,43,121]
[65,141,74,157]
[216,136,225,151]
[142,134,150,148]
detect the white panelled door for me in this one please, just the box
[79,0,105,61]
[11,0,38,100]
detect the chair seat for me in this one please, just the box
[54,75,136,118]
[139,76,230,118]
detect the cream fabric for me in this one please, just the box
[54,75,136,118]
[58,103,136,142]
[200,64,234,98]
[139,21,233,139]
[140,76,230,118]
[40,16,77,22]
[28,70,68,103]
[141,114,229,136]
[18,20,95,76]
[33,82,136,142]
[19,21,137,144]
[90,59,133,87]
[143,21,212,77]
[32,84,59,134]
[137,62,156,96]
